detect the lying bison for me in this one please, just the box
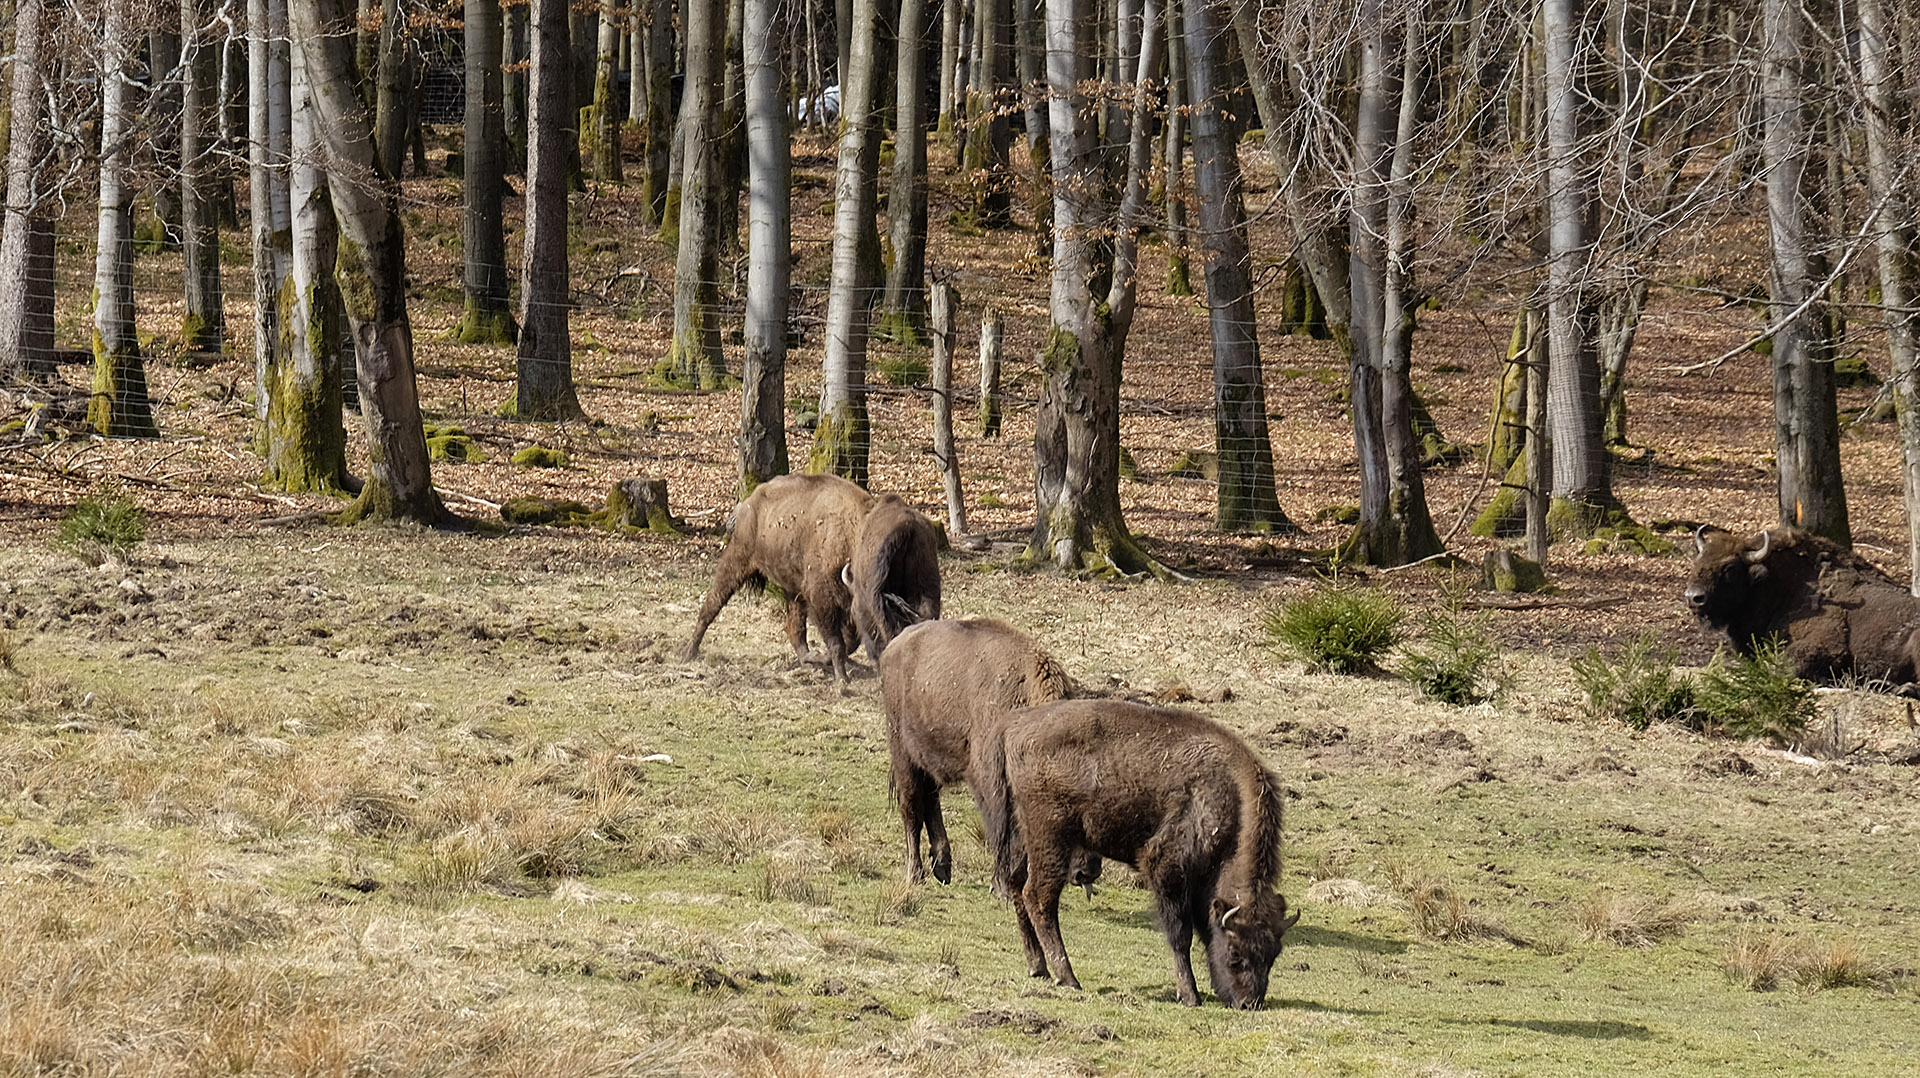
[881,618,1097,890]
[851,494,942,661]
[1686,525,1920,688]
[682,475,941,682]
[972,699,1301,1009]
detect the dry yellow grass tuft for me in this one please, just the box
[1577,891,1702,947]
[1724,928,1883,992]
[1387,864,1521,944]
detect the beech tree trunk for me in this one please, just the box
[182,0,228,353]
[960,0,1011,226]
[810,0,883,481]
[740,0,791,493]
[294,0,450,526]
[1860,0,1920,589]
[1028,0,1160,576]
[0,0,55,380]
[145,29,185,251]
[1760,0,1848,544]
[1181,0,1290,534]
[641,0,675,224]
[459,0,518,345]
[585,2,624,180]
[663,0,729,388]
[264,20,350,492]
[90,0,158,437]
[517,0,586,419]
[878,0,932,343]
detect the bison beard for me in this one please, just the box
[682,475,942,683]
[1686,525,1920,690]
[880,618,1100,890]
[970,699,1300,1009]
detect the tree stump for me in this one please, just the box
[977,306,1002,438]
[1479,548,1547,593]
[604,477,679,534]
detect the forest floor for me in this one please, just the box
[1,133,1918,1075]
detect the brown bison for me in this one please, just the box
[1686,525,1920,688]
[880,618,1098,889]
[850,494,943,661]
[971,699,1301,1009]
[682,475,941,682]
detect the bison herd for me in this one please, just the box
[683,492,1916,1011]
[683,475,1300,1009]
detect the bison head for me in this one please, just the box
[1207,890,1301,1010]
[1684,525,1774,629]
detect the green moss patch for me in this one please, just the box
[511,445,569,469]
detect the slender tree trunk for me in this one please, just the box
[251,0,295,424]
[740,0,790,493]
[641,0,675,224]
[879,0,931,342]
[810,0,882,480]
[1345,0,1393,563]
[1760,0,1847,544]
[961,0,1011,225]
[939,0,961,141]
[90,0,157,437]
[1028,0,1160,577]
[459,0,518,344]
[585,2,625,179]
[505,0,530,168]
[264,20,350,492]
[182,0,228,353]
[294,0,451,526]
[663,0,729,388]
[0,0,54,380]
[1542,0,1615,534]
[517,0,585,419]
[375,0,409,178]
[144,29,185,251]
[1860,0,1920,589]
[1013,0,1049,248]
[1160,0,1189,295]
[1181,0,1289,535]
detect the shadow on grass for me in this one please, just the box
[1446,1016,1655,1040]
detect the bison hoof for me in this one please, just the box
[1055,974,1082,991]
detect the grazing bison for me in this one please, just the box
[849,494,942,661]
[972,699,1300,1009]
[1686,525,1920,688]
[682,474,874,682]
[880,618,1098,890]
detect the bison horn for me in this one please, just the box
[1220,904,1241,930]
[1692,524,1709,555]
[841,563,853,588]
[1282,908,1302,932]
[1746,530,1772,563]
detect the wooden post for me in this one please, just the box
[930,282,968,539]
[1523,307,1551,565]
[976,305,1002,438]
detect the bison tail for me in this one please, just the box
[970,723,1022,901]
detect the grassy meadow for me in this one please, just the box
[1,525,1916,1077]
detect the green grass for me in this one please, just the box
[0,531,1915,1076]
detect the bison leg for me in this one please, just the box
[1020,842,1081,990]
[683,548,760,660]
[1152,889,1202,1007]
[783,594,814,662]
[920,780,953,884]
[893,758,938,884]
[1014,896,1050,979]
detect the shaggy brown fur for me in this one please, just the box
[881,618,1096,887]
[849,494,942,661]
[682,474,875,683]
[1686,526,1920,689]
[971,700,1300,1009]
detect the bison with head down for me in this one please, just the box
[1686,525,1920,688]
[971,699,1300,1009]
[682,474,941,682]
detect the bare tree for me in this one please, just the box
[251,0,294,421]
[0,0,56,380]
[516,0,586,419]
[662,0,730,389]
[740,0,790,492]
[458,0,518,345]
[1760,0,1848,543]
[810,0,882,480]
[584,1,625,180]
[639,0,675,224]
[182,0,228,354]
[293,0,449,525]
[90,0,157,437]
[1859,0,1920,588]
[878,0,933,343]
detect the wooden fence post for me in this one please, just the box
[976,306,1003,438]
[930,282,968,539]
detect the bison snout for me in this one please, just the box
[1683,587,1706,611]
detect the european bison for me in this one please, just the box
[682,475,942,682]
[880,618,1098,890]
[849,494,942,661]
[682,474,873,682]
[1686,525,1920,688]
[971,699,1301,1009]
